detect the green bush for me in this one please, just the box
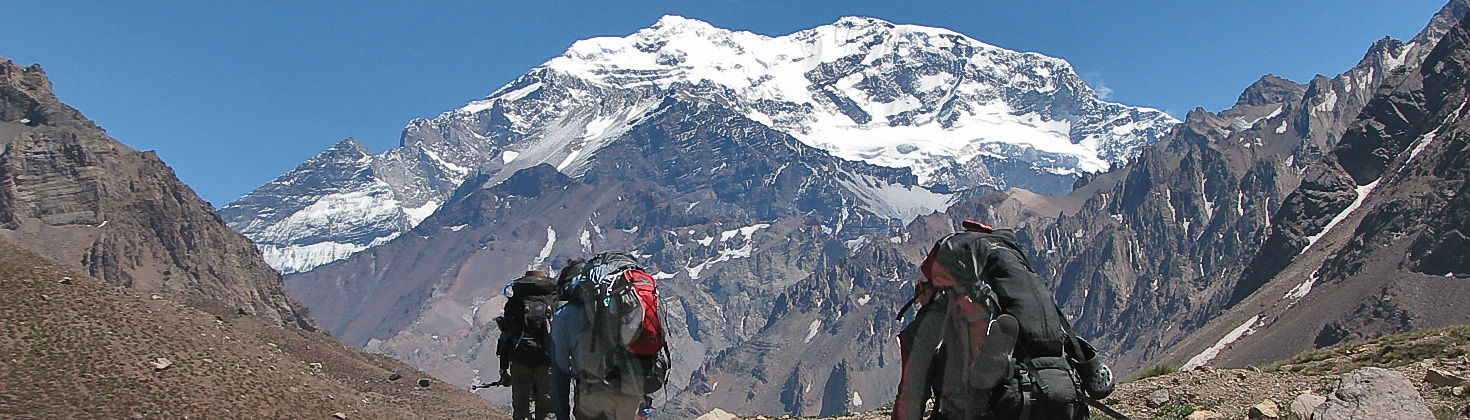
[1152,402,1195,420]
[1129,364,1178,381]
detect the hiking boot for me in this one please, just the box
[972,314,1019,388]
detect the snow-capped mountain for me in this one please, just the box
[224,15,1176,274]
[219,139,461,274]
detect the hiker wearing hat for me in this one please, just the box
[498,269,560,420]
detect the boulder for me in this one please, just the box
[1290,393,1326,419]
[1146,389,1172,408]
[1249,399,1281,419]
[695,408,738,420]
[1310,367,1433,420]
[1186,409,1223,420]
[1425,368,1465,387]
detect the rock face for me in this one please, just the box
[0,57,313,329]
[1311,368,1434,420]
[664,2,1470,416]
[1155,2,1470,369]
[224,15,1176,274]
[284,95,944,411]
[1013,0,1470,372]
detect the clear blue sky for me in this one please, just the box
[0,0,1450,206]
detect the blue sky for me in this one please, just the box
[0,0,1450,206]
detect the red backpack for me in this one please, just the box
[623,268,664,355]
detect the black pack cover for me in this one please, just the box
[923,230,1067,357]
[893,228,1082,420]
[501,273,559,365]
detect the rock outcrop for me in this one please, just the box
[1155,3,1470,369]
[0,57,313,329]
[1311,368,1434,420]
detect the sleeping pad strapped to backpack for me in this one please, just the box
[573,251,670,396]
[893,223,1112,420]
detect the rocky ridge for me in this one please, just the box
[0,57,314,329]
[1151,1,1470,372]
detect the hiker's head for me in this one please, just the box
[557,258,587,301]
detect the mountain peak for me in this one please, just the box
[647,14,718,34]
[832,15,896,28]
[1234,74,1307,108]
[0,58,57,107]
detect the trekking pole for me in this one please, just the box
[468,381,506,391]
[1085,398,1134,420]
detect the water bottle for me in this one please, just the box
[637,395,653,420]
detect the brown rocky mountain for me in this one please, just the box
[1025,0,1470,373]
[1150,4,1470,371]
[0,57,506,418]
[0,236,506,419]
[284,96,928,406]
[0,58,312,329]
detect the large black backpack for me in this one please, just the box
[894,223,1111,420]
[502,272,559,365]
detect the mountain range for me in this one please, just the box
[220,15,1177,275]
[163,2,1470,417]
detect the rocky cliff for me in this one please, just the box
[0,57,313,329]
[1155,4,1470,371]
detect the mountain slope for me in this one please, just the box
[0,57,313,329]
[1157,6,1470,371]
[224,15,1177,274]
[1012,0,1468,372]
[660,2,1470,416]
[0,57,508,419]
[284,95,944,408]
[0,236,506,419]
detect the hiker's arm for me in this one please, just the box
[550,304,578,420]
[496,329,514,371]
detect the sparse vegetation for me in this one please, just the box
[1129,364,1179,381]
[1272,325,1470,376]
[1151,402,1198,420]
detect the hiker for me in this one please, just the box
[550,259,586,420]
[551,252,670,420]
[892,220,1114,420]
[498,269,560,420]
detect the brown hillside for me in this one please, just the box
[0,237,508,419]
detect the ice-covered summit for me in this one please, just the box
[460,15,1177,190]
[228,15,1178,274]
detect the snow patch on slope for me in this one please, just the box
[1302,180,1379,254]
[1183,315,1262,369]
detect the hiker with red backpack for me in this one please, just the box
[893,221,1116,420]
[550,252,670,420]
[497,269,561,420]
